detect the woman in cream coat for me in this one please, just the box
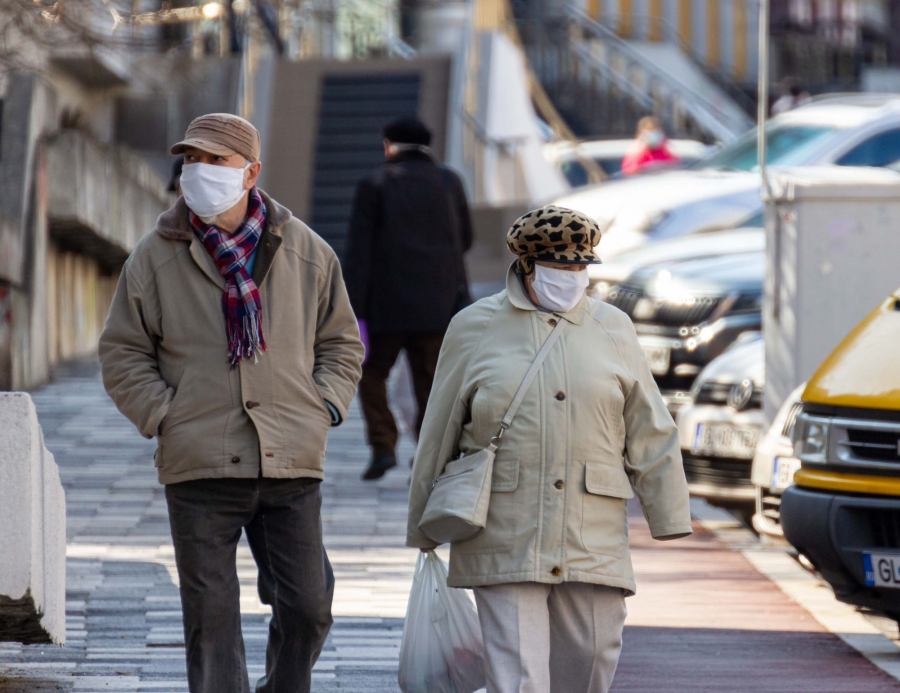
[407,205,693,693]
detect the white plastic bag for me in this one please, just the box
[398,550,487,693]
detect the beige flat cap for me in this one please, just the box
[170,113,261,162]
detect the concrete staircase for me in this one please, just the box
[310,73,421,259]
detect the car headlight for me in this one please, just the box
[791,411,830,463]
[591,281,613,302]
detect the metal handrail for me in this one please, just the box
[567,40,654,110]
[387,37,416,59]
[592,11,757,116]
[566,6,753,141]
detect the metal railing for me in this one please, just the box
[570,7,753,141]
[592,11,758,116]
[517,6,755,143]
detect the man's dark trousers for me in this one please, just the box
[358,332,444,455]
[165,476,334,693]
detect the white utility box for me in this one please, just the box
[764,165,900,424]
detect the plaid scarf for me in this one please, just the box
[189,188,267,367]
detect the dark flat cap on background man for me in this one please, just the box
[99,112,364,693]
[344,115,473,481]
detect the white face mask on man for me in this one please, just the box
[180,162,251,223]
[531,264,589,313]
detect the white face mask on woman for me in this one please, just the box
[641,129,665,150]
[180,162,250,223]
[531,264,589,313]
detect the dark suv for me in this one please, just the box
[605,242,763,411]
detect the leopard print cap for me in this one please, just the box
[507,205,603,273]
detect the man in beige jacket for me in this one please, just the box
[99,114,364,693]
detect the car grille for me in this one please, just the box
[606,286,722,327]
[838,506,900,550]
[870,508,900,549]
[831,418,900,471]
[759,487,783,526]
[683,453,753,487]
[606,286,643,316]
[694,382,763,409]
[843,428,900,463]
[781,401,804,439]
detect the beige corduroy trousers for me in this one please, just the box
[473,582,626,693]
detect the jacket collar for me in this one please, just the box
[157,188,289,291]
[386,149,434,165]
[155,188,293,242]
[505,262,587,325]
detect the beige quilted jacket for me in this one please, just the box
[407,264,692,595]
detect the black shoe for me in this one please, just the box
[362,452,397,481]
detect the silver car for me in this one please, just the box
[675,333,765,522]
[552,94,900,267]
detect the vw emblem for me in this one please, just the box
[728,379,755,411]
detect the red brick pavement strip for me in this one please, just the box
[615,506,900,692]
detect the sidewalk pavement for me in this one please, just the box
[1,360,898,692]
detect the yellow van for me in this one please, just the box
[781,289,900,621]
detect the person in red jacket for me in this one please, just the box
[621,116,680,175]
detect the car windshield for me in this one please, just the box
[696,124,840,171]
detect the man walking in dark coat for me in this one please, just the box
[345,116,473,481]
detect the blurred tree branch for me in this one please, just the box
[0,0,213,74]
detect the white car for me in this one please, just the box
[543,138,711,187]
[750,384,806,539]
[550,94,900,275]
[675,333,764,521]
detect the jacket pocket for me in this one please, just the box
[300,365,332,423]
[159,368,187,436]
[457,458,520,554]
[581,462,633,558]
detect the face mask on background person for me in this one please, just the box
[531,264,589,313]
[641,129,665,150]
[180,162,251,222]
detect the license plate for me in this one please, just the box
[641,344,671,376]
[771,457,801,490]
[864,553,900,588]
[692,423,760,458]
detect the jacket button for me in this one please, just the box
[551,567,561,576]
[555,392,566,401]
[549,319,558,326]
[554,480,565,490]
[231,456,241,464]
[246,401,260,409]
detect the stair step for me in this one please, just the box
[313,169,376,186]
[320,81,420,101]
[317,116,418,134]
[311,205,354,222]
[319,101,421,118]
[312,187,359,203]
[313,151,386,168]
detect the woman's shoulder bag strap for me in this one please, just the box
[489,318,567,451]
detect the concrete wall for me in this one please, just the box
[259,55,452,222]
[0,393,66,645]
[46,130,170,268]
[0,75,168,391]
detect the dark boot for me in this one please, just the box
[361,452,397,481]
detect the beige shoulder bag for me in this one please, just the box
[418,319,567,545]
